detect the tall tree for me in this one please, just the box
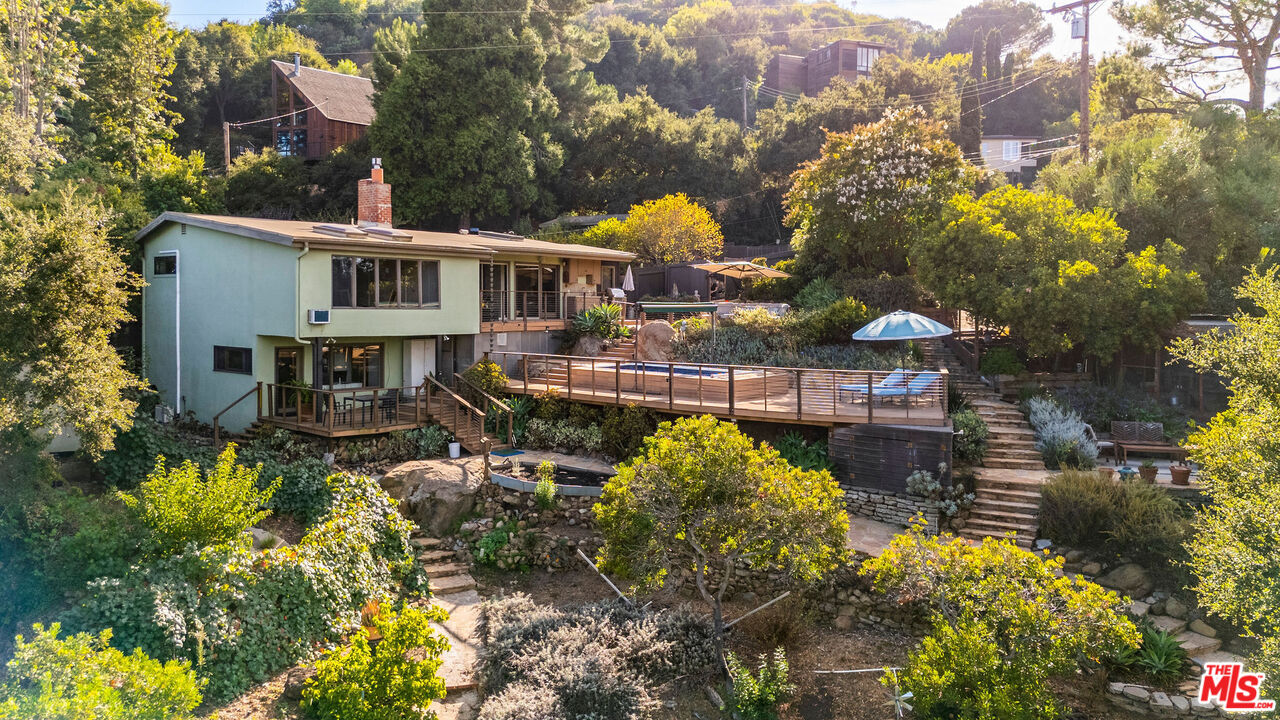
[612,193,724,265]
[0,193,143,457]
[939,0,1051,56]
[370,0,590,228]
[1115,0,1280,112]
[969,30,985,81]
[784,106,969,277]
[0,0,82,139]
[73,0,179,177]
[1168,267,1280,698]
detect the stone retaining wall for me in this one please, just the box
[842,486,939,534]
[1105,682,1230,717]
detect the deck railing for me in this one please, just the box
[264,382,427,433]
[453,372,514,446]
[480,290,605,325]
[488,352,948,426]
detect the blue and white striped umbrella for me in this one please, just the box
[852,310,952,342]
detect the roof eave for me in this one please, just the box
[135,212,297,247]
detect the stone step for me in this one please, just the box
[431,572,478,595]
[417,549,457,563]
[975,474,1046,490]
[424,562,471,579]
[959,528,1035,548]
[411,537,445,549]
[964,514,1038,532]
[1150,615,1188,635]
[981,457,1046,470]
[969,497,1040,514]
[974,487,1042,505]
[1175,631,1221,656]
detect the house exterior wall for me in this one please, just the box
[980,138,1040,172]
[141,224,297,431]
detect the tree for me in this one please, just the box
[913,185,1204,359]
[0,193,143,457]
[0,109,57,191]
[72,0,179,176]
[1168,267,1280,698]
[937,0,1051,56]
[862,528,1138,718]
[1115,0,1280,112]
[612,193,724,265]
[369,0,591,228]
[784,106,968,277]
[958,82,982,157]
[594,415,848,675]
[0,0,82,139]
[969,30,985,81]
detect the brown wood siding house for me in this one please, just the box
[271,59,375,160]
[762,39,888,97]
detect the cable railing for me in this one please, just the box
[480,290,606,325]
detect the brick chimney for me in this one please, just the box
[357,158,391,228]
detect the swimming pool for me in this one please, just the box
[618,362,729,378]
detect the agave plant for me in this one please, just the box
[572,303,628,339]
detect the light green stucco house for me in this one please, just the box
[137,166,633,438]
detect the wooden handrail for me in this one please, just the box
[213,382,262,447]
[454,372,514,446]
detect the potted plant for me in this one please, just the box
[1138,459,1158,483]
[1170,464,1192,486]
[1098,466,1115,480]
[283,379,314,417]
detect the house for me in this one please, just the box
[764,39,888,96]
[979,135,1042,175]
[136,161,634,441]
[270,55,375,160]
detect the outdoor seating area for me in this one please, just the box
[1105,421,1189,466]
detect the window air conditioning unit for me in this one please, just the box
[308,309,331,324]
[154,405,175,424]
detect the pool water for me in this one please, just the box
[618,362,728,378]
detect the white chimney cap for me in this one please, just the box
[372,157,382,169]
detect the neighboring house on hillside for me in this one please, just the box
[136,161,633,440]
[764,38,888,96]
[979,135,1043,180]
[271,54,375,160]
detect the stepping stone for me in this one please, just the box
[412,537,444,549]
[1190,649,1241,668]
[1130,600,1151,617]
[424,562,470,579]
[1149,615,1187,635]
[431,573,478,596]
[432,589,482,692]
[434,689,479,720]
[1176,631,1222,656]
[418,549,457,563]
[1188,619,1217,638]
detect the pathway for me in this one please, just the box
[410,534,481,720]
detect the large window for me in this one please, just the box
[153,254,176,275]
[332,256,440,308]
[320,344,383,388]
[855,46,879,72]
[1002,140,1022,162]
[214,346,253,374]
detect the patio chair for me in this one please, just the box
[840,369,909,402]
[871,372,944,404]
[379,388,402,421]
[1085,424,1115,465]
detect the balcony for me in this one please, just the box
[480,290,606,332]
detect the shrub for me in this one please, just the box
[0,623,203,720]
[463,360,509,401]
[979,346,1026,376]
[1039,470,1191,569]
[388,425,452,461]
[727,647,794,720]
[950,409,989,465]
[523,419,602,455]
[118,445,280,556]
[786,297,876,347]
[94,416,212,488]
[841,272,920,312]
[476,595,717,720]
[773,431,835,472]
[532,389,570,422]
[863,528,1139,719]
[946,379,971,414]
[476,525,514,567]
[1026,396,1098,470]
[1134,626,1188,683]
[235,430,334,524]
[72,473,424,702]
[1052,384,1192,442]
[571,303,629,340]
[600,403,658,461]
[534,461,558,510]
[793,277,841,310]
[302,606,450,720]
[728,306,785,334]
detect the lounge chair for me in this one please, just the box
[871,372,943,403]
[840,369,909,402]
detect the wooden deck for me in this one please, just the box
[489,352,949,427]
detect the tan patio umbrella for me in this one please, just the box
[692,260,790,300]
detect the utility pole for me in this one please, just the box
[223,121,232,175]
[742,75,750,131]
[1048,0,1092,162]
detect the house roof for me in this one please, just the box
[271,60,375,126]
[135,212,636,262]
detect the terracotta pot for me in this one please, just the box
[1098,467,1115,480]
[1138,466,1158,483]
[1170,465,1192,486]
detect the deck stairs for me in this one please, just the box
[538,336,636,387]
[426,382,508,454]
[921,338,1044,549]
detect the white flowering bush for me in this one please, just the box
[1026,396,1099,470]
[784,106,969,276]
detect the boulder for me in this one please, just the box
[571,335,608,357]
[1095,563,1154,598]
[635,321,676,361]
[282,666,315,700]
[1188,619,1217,638]
[249,527,286,550]
[381,458,487,536]
[1165,596,1189,619]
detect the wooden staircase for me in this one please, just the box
[423,377,507,454]
[597,337,637,361]
[921,338,1044,549]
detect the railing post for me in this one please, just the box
[867,371,874,423]
[373,389,381,430]
[416,383,423,425]
[795,370,803,421]
[523,356,529,394]
[566,357,573,400]
[668,363,674,410]
[615,361,621,404]
[256,381,263,419]
[327,393,335,431]
[728,366,735,415]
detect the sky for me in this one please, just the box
[163,0,1131,61]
